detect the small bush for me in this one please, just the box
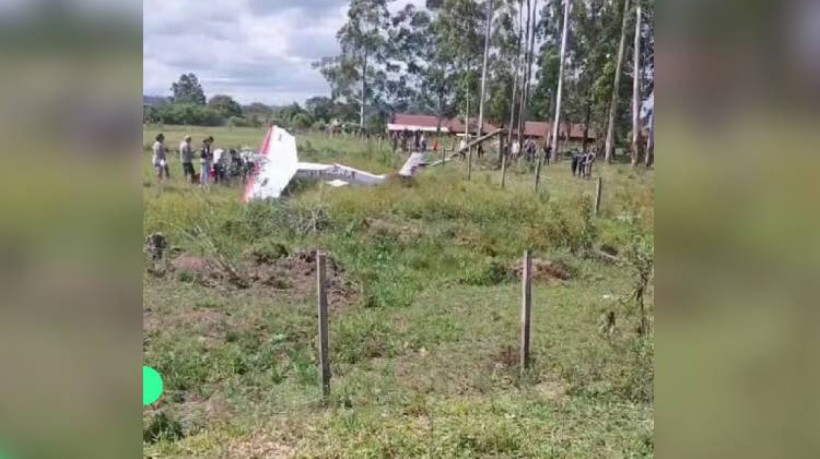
[143,412,184,444]
[176,269,194,283]
[537,196,598,254]
[333,313,398,364]
[459,258,513,286]
[249,240,289,264]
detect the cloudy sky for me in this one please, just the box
[143,0,422,106]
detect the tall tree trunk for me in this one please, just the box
[516,0,532,149]
[436,92,443,136]
[583,95,592,150]
[604,0,630,163]
[521,0,538,146]
[549,0,570,162]
[631,3,642,167]
[506,66,519,159]
[477,0,494,172]
[360,50,368,136]
[506,0,525,156]
[645,106,654,167]
[464,60,471,140]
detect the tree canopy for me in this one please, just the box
[170,73,206,105]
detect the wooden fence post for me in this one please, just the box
[594,177,602,217]
[534,158,543,193]
[441,141,446,166]
[316,252,330,401]
[520,251,532,373]
[501,153,508,189]
[500,132,507,189]
[467,145,473,181]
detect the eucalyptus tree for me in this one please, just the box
[549,0,570,162]
[315,0,393,130]
[603,0,630,163]
[630,1,642,167]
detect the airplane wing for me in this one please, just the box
[243,126,299,202]
[295,162,387,185]
[295,152,426,186]
[243,127,429,201]
[398,152,426,177]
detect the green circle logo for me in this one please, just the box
[143,366,163,406]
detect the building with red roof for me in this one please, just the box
[387,114,594,145]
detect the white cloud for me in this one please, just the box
[143,0,345,105]
[144,0,430,105]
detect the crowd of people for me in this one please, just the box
[571,149,596,179]
[150,129,600,189]
[390,129,440,154]
[151,133,256,187]
[509,137,553,164]
[386,129,600,179]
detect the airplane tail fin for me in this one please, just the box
[397,152,426,177]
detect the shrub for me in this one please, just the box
[459,258,513,286]
[249,240,289,264]
[143,412,184,444]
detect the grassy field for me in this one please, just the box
[143,125,654,458]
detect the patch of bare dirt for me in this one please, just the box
[170,254,222,279]
[163,248,359,308]
[512,258,573,282]
[246,249,357,310]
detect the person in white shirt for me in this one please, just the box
[179,135,195,183]
[511,138,520,160]
[212,148,227,184]
[151,133,169,180]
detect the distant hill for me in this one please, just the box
[143,95,169,107]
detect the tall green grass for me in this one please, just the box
[143,126,654,457]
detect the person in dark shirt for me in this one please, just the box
[571,150,581,176]
[582,150,595,178]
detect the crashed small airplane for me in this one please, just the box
[243,126,426,202]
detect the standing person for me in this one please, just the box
[213,148,227,184]
[401,129,409,152]
[420,134,427,152]
[152,133,169,180]
[523,138,533,162]
[544,143,552,165]
[571,150,580,176]
[391,132,398,153]
[179,135,195,183]
[583,150,595,178]
[200,136,213,188]
[511,137,520,160]
[458,136,468,159]
[432,138,439,153]
[413,130,421,151]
